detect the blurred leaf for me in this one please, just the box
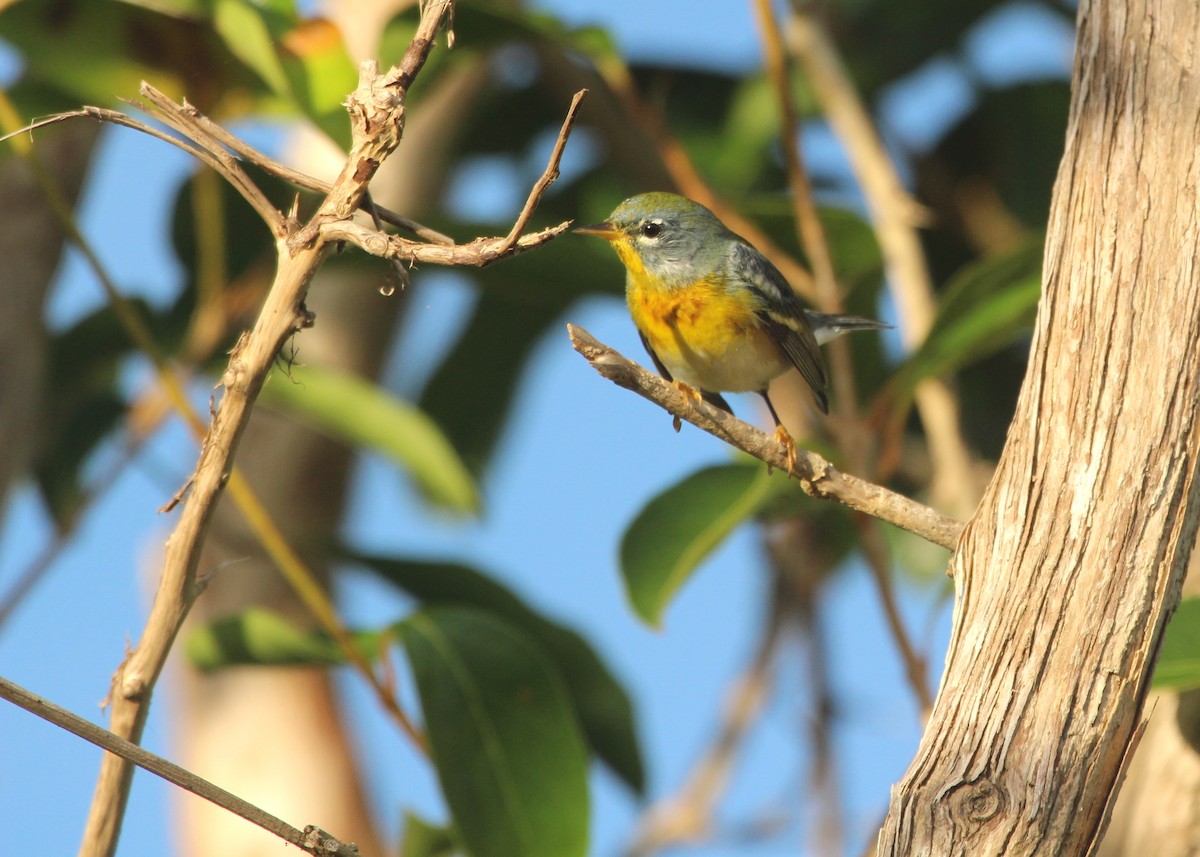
[34,393,125,527]
[186,608,384,670]
[213,0,292,95]
[1155,598,1200,690]
[400,607,590,857]
[212,0,355,146]
[347,553,645,794]
[418,288,571,475]
[400,811,460,857]
[33,300,174,526]
[887,237,1042,409]
[116,0,209,17]
[277,18,358,147]
[261,363,479,515]
[932,82,1072,230]
[621,462,787,627]
[0,1,186,104]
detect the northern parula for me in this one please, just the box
[576,192,889,458]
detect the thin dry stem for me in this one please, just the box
[173,104,453,244]
[751,0,872,465]
[625,613,783,857]
[855,518,933,714]
[785,7,979,519]
[569,325,964,551]
[756,0,931,718]
[74,2,555,855]
[501,89,586,245]
[0,675,361,857]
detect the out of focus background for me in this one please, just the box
[0,1,1078,855]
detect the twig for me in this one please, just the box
[322,218,570,266]
[624,610,783,857]
[173,105,454,244]
[501,89,586,245]
[77,4,470,855]
[751,0,864,430]
[322,89,585,263]
[855,518,933,715]
[784,7,978,518]
[568,325,964,551]
[756,0,932,717]
[3,103,454,245]
[0,674,362,857]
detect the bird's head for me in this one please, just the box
[575,192,731,289]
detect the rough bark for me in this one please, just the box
[878,0,1200,853]
[1095,552,1200,857]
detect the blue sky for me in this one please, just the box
[0,2,1072,855]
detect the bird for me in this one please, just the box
[575,191,890,469]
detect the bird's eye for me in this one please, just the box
[640,221,663,239]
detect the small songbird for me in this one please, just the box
[575,192,889,465]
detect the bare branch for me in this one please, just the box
[321,89,584,264]
[784,8,979,518]
[167,98,455,245]
[0,674,362,857]
[626,601,783,857]
[568,325,964,551]
[501,89,586,245]
[322,218,570,266]
[77,4,479,855]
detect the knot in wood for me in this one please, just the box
[947,777,1005,825]
[361,232,390,257]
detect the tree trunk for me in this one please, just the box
[1095,550,1200,857]
[878,0,1200,853]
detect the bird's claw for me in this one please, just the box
[671,381,703,433]
[773,425,798,474]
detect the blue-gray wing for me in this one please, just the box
[728,242,829,412]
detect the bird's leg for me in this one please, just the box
[773,425,798,474]
[760,391,798,474]
[671,380,704,432]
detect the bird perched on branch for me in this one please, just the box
[575,192,889,468]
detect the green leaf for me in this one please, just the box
[213,0,292,96]
[400,608,590,857]
[212,0,356,147]
[185,608,383,670]
[400,811,460,857]
[620,462,787,627]
[346,553,645,795]
[261,363,479,515]
[418,289,570,475]
[277,18,358,148]
[888,238,1043,408]
[1154,598,1200,690]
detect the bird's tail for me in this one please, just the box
[804,311,892,346]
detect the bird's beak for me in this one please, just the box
[573,221,622,240]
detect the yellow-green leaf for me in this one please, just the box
[262,364,479,514]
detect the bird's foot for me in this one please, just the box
[671,381,703,433]
[773,425,798,474]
